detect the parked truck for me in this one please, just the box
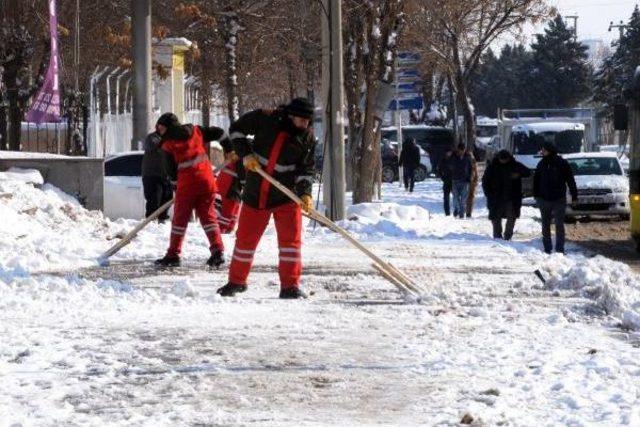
[491,108,598,196]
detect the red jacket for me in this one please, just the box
[161,124,228,192]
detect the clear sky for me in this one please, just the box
[539,0,639,43]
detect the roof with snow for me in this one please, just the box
[512,122,585,133]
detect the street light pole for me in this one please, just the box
[321,0,346,221]
[609,20,628,41]
[565,15,578,40]
[131,0,152,150]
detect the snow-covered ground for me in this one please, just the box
[1,170,640,426]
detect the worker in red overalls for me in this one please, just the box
[216,98,316,299]
[215,139,244,234]
[154,113,229,268]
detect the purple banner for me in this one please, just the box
[26,0,61,124]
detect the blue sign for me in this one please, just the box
[389,97,423,111]
[390,51,423,111]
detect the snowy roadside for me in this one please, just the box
[1,170,640,425]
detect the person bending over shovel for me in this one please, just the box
[154,113,229,268]
[217,98,316,299]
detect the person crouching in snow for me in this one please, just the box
[154,113,229,268]
[216,98,316,299]
[215,138,244,234]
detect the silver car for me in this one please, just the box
[564,152,629,220]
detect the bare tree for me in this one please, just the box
[0,0,50,151]
[344,0,405,203]
[405,0,550,148]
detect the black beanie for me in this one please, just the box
[542,140,557,153]
[156,112,180,128]
[285,98,314,119]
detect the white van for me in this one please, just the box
[509,122,586,196]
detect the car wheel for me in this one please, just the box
[620,213,631,221]
[413,166,427,182]
[564,215,577,224]
[382,166,396,183]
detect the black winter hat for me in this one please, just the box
[285,98,314,119]
[156,112,180,128]
[542,140,557,153]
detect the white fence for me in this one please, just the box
[87,66,230,158]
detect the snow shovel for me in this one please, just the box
[253,167,425,296]
[98,197,175,264]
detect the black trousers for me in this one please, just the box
[403,167,416,192]
[443,180,452,215]
[538,198,567,253]
[142,175,173,220]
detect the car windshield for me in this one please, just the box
[513,129,584,155]
[567,157,623,176]
[105,154,143,176]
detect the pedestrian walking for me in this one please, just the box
[437,148,453,216]
[153,113,229,268]
[533,141,578,254]
[466,151,479,218]
[217,98,316,299]
[450,143,474,219]
[399,138,421,192]
[142,130,173,223]
[482,149,531,240]
[216,139,244,233]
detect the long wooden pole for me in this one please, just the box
[99,197,174,261]
[254,167,423,295]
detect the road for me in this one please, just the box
[566,218,640,272]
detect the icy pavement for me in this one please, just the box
[1,173,640,425]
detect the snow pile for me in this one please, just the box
[0,169,115,272]
[544,255,640,330]
[342,202,430,237]
[0,167,44,185]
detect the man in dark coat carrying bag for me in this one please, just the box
[482,150,531,240]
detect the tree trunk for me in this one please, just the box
[353,78,380,204]
[454,70,476,151]
[223,15,240,123]
[0,104,7,150]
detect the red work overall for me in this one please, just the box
[215,161,242,234]
[228,132,303,289]
[162,127,224,257]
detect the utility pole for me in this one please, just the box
[321,0,346,221]
[131,0,152,150]
[395,56,403,188]
[565,15,578,41]
[610,20,629,149]
[74,0,80,92]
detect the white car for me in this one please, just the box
[564,152,629,220]
[104,151,146,220]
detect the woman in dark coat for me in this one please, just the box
[482,150,531,240]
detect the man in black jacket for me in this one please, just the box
[217,98,316,299]
[533,141,578,254]
[482,150,531,240]
[399,138,421,192]
[450,143,473,219]
[142,131,172,222]
[437,148,454,215]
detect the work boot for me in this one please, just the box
[154,254,181,267]
[216,282,247,297]
[279,287,308,299]
[206,249,225,269]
